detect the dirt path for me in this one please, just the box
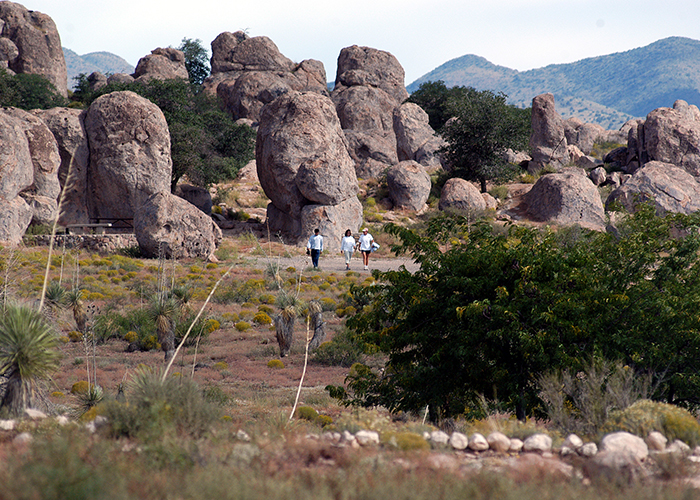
[247,252,420,274]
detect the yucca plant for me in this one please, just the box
[43,281,67,319]
[148,294,178,363]
[0,305,60,416]
[275,306,297,357]
[65,287,87,334]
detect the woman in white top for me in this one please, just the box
[358,228,374,270]
[340,229,357,270]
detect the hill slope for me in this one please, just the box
[409,37,700,129]
[63,48,134,89]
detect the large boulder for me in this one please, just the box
[3,107,60,225]
[333,45,408,103]
[132,47,189,83]
[206,32,327,124]
[529,93,569,170]
[134,191,221,259]
[393,102,444,170]
[84,91,172,220]
[32,107,90,226]
[386,161,431,211]
[438,177,487,212]
[639,100,700,177]
[524,168,606,231]
[256,91,360,249]
[0,110,34,201]
[564,119,606,155]
[0,2,67,96]
[606,161,700,215]
[299,196,364,251]
[0,196,32,246]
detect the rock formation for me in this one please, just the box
[83,91,172,220]
[386,161,431,211]
[393,102,444,170]
[256,91,360,250]
[205,31,327,125]
[132,47,189,83]
[134,191,221,259]
[438,177,487,212]
[0,1,67,96]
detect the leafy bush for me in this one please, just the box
[603,400,700,446]
[312,329,365,367]
[267,359,284,369]
[382,431,431,451]
[253,312,272,325]
[235,321,251,332]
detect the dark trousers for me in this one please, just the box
[310,249,321,268]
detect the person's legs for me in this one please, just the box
[344,250,352,269]
[362,250,370,269]
[311,249,320,268]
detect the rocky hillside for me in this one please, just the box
[63,48,134,89]
[409,37,700,130]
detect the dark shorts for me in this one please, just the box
[361,250,371,255]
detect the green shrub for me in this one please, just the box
[267,359,284,369]
[213,361,229,371]
[312,329,365,367]
[253,312,272,325]
[235,321,251,332]
[295,406,319,422]
[603,400,700,446]
[487,185,509,201]
[319,297,337,311]
[71,381,90,395]
[383,432,431,451]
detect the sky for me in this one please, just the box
[22,0,700,85]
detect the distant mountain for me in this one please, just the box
[408,37,700,130]
[63,48,134,89]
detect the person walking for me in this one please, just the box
[358,227,374,270]
[306,228,323,269]
[340,229,357,270]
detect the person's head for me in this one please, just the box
[345,229,351,236]
[362,228,368,234]
[314,228,320,235]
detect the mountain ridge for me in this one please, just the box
[408,36,700,129]
[63,48,134,89]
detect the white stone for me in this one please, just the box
[13,432,32,444]
[666,439,691,455]
[237,429,251,442]
[0,419,15,431]
[579,442,598,457]
[509,438,524,453]
[430,430,450,445]
[560,446,577,457]
[487,431,511,453]
[523,433,552,453]
[24,408,47,420]
[563,433,583,450]
[55,415,70,426]
[600,431,648,461]
[468,432,489,451]
[449,432,469,450]
[646,431,667,451]
[355,430,380,446]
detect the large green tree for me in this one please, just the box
[177,37,210,86]
[331,206,700,421]
[0,69,67,110]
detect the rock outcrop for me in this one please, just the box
[256,91,360,250]
[386,161,431,211]
[0,1,67,96]
[132,47,189,83]
[438,177,487,212]
[205,31,327,124]
[134,191,221,259]
[606,161,700,215]
[0,110,33,245]
[524,168,606,231]
[83,91,172,220]
[529,93,569,170]
[393,102,444,170]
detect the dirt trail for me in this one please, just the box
[247,252,420,275]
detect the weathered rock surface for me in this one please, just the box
[175,184,212,215]
[299,197,363,252]
[256,91,360,249]
[84,91,172,220]
[0,110,34,201]
[439,177,487,212]
[32,107,90,225]
[0,1,67,96]
[529,93,569,170]
[523,168,606,231]
[386,161,431,211]
[606,161,700,215]
[0,196,32,246]
[334,45,408,104]
[132,47,189,83]
[134,191,221,259]
[393,102,445,170]
[638,100,700,176]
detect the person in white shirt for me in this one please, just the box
[340,229,357,270]
[358,228,374,270]
[306,228,323,269]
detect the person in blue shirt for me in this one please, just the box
[307,228,323,269]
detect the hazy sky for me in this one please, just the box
[24,0,700,84]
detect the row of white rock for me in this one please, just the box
[313,428,700,461]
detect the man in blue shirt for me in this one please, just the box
[307,228,323,269]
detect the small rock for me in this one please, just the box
[0,420,15,431]
[523,433,552,453]
[509,438,524,453]
[468,432,489,451]
[579,442,598,457]
[323,432,342,443]
[355,430,380,446]
[449,432,469,450]
[600,431,648,461]
[560,446,577,457]
[563,433,583,450]
[666,439,691,455]
[646,431,667,451]
[237,429,251,442]
[487,431,511,453]
[430,430,450,445]
[13,432,32,444]
[55,415,70,426]
[24,408,47,420]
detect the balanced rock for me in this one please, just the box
[133,47,189,83]
[386,161,431,211]
[334,45,409,103]
[439,177,487,212]
[529,93,569,170]
[524,168,606,231]
[0,2,67,96]
[606,161,700,215]
[393,102,444,170]
[134,191,221,259]
[84,91,172,220]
